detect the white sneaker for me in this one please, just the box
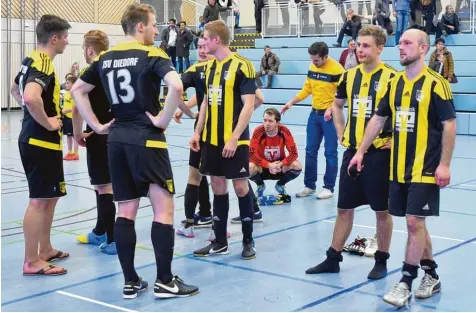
[414,274,441,299]
[383,282,411,308]
[364,234,378,257]
[296,187,315,197]
[316,188,333,199]
[176,224,195,238]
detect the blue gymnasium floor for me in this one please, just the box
[2,110,476,312]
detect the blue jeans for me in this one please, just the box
[395,10,409,46]
[177,56,190,73]
[234,11,240,26]
[304,110,338,192]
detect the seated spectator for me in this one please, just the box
[436,5,460,39]
[375,0,393,35]
[339,39,360,70]
[248,108,302,198]
[333,9,363,47]
[256,45,280,89]
[429,38,456,83]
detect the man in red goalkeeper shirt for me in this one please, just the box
[249,108,302,197]
[231,108,301,222]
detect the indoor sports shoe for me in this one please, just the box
[414,274,441,299]
[180,214,213,228]
[176,224,195,238]
[230,211,263,224]
[316,188,333,199]
[296,187,315,197]
[123,277,148,299]
[364,234,378,257]
[193,242,230,257]
[76,231,107,246]
[242,238,256,260]
[99,242,117,255]
[154,276,199,298]
[383,282,411,308]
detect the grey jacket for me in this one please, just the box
[375,0,391,18]
[203,4,229,22]
[260,52,280,72]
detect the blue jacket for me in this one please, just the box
[393,0,410,11]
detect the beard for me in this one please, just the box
[400,54,419,66]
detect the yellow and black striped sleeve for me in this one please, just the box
[431,73,456,122]
[182,63,198,90]
[23,54,54,90]
[238,58,257,95]
[376,80,393,118]
[335,71,348,99]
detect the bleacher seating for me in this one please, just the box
[160,33,476,136]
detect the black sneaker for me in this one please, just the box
[193,242,229,257]
[242,239,256,260]
[154,276,199,298]
[123,277,148,299]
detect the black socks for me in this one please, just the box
[238,189,254,242]
[306,247,343,274]
[248,181,260,213]
[213,194,229,245]
[198,176,211,217]
[421,259,439,280]
[368,250,390,280]
[97,193,116,244]
[277,169,302,186]
[151,222,174,284]
[399,262,419,290]
[93,190,105,236]
[184,184,200,224]
[115,217,139,283]
[249,171,264,186]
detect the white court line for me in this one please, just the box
[459,184,476,188]
[56,291,138,312]
[322,220,476,244]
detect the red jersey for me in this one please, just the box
[249,124,298,168]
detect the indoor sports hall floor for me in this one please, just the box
[2,110,476,312]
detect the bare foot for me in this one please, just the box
[23,260,67,276]
[39,249,70,262]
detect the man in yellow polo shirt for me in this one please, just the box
[281,42,344,199]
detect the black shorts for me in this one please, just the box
[260,168,284,180]
[199,142,250,179]
[19,142,66,199]
[189,147,201,169]
[108,142,175,202]
[337,148,390,211]
[389,182,440,217]
[86,133,111,186]
[62,117,73,136]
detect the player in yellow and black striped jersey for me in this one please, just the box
[306,26,394,281]
[350,29,456,307]
[190,20,257,259]
[10,14,71,276]
[71,3,198,299]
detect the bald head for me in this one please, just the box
[399,29,430,66]
[403,29,430,53]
